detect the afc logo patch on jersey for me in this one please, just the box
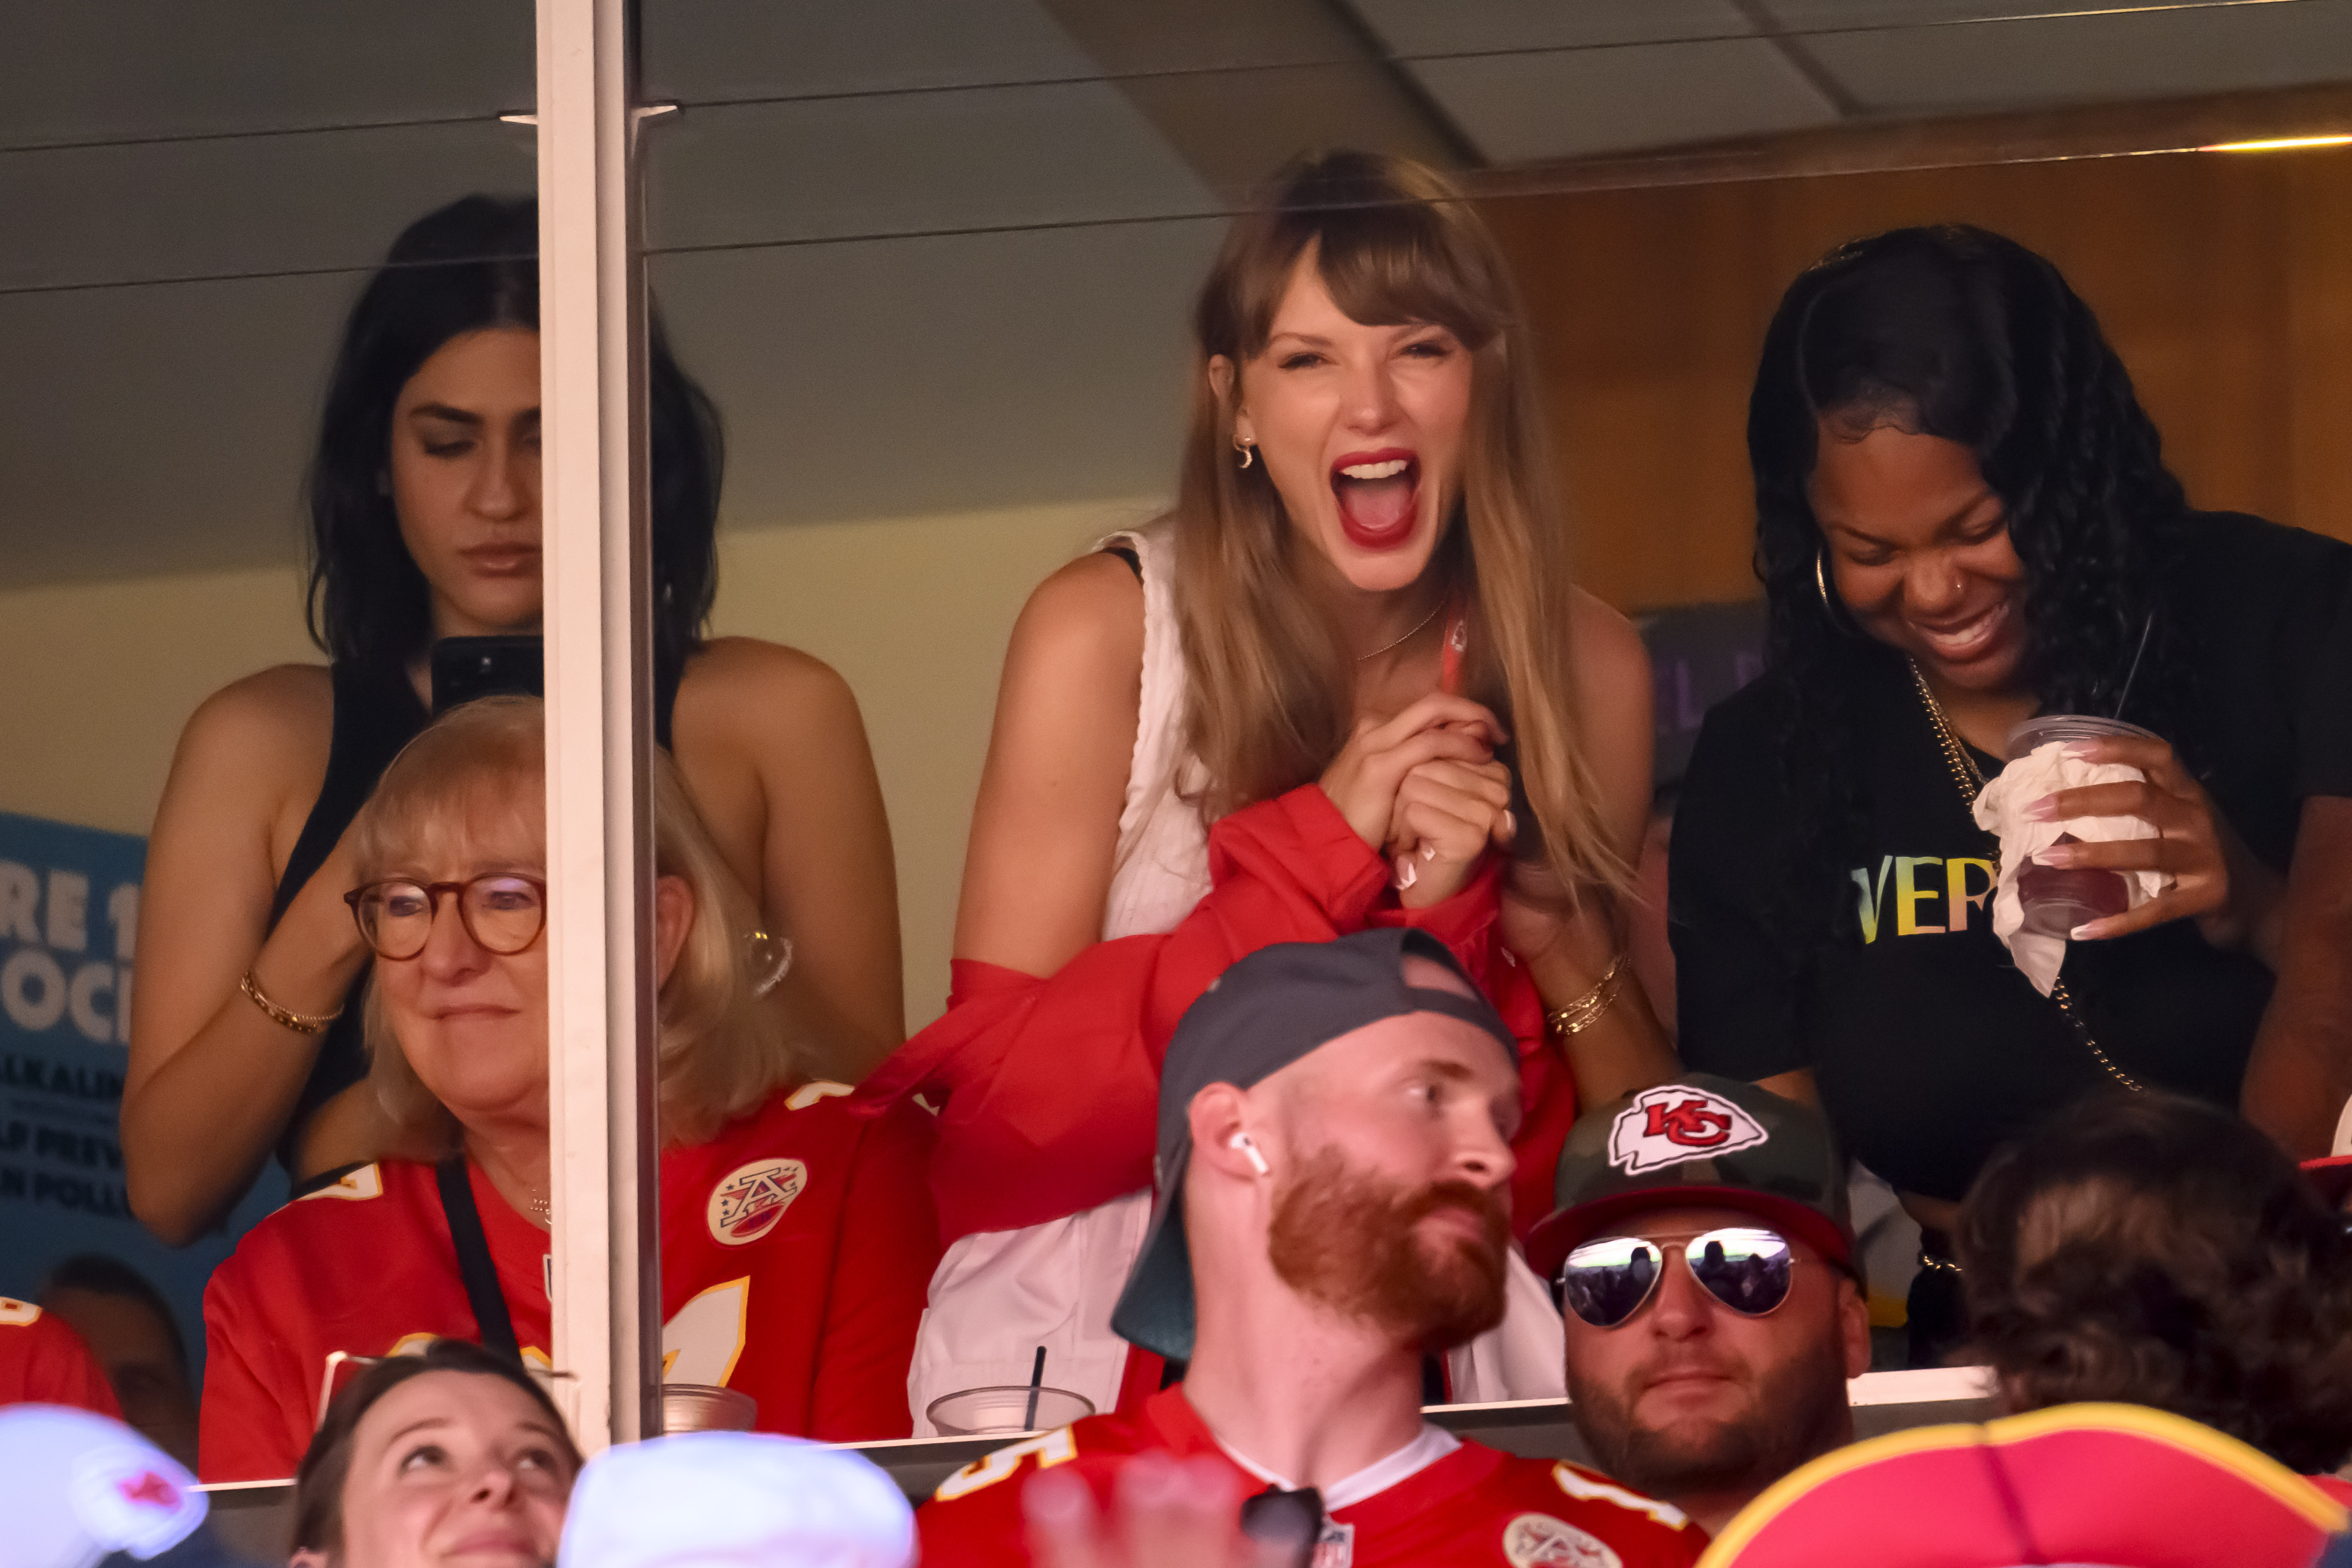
[1608,1085,1767,1174]
[1501,1513,1622,1568]
[707,1158,808,1246]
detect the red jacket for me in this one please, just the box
[0,1298,121,1416]
[917,1384,1704,1568]
[857,784,1577,1245]
[199,1088,937,1480]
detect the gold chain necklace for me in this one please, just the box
[1907,661,2144,1092]
[1356,596,1444,662]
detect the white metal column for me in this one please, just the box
[536,0,661,1453]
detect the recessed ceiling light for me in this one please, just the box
[2199,134,2352,153]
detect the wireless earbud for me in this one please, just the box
[1229,1131,1271,1177]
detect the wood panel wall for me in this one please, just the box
[1480,143,2352,612]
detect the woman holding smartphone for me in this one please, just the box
[124,195,902,1246]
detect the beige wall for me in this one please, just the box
[708,498,1160,1027]
[0,496,1156,1034]
[0,565,319,837]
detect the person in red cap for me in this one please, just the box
[0,1295,122,1418]
[917,930,1704,1568]
[1697,1402,2346,1568]
[1528,1075,1871,1537]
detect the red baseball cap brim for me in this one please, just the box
[2302,1153,2352,1209]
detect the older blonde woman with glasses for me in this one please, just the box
[197,698,937,1482]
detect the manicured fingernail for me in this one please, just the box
[2034,844,2079,868]
[2022,797,2057,822]
[2071,921,2106,940]
[1394,856,1418,890]
[2065,741,2102,758]
[1420,841,1438,862]
[1501,809,1517,839]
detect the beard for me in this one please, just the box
[1565,1314,1852,1506]
[1263,1144,1510,1352]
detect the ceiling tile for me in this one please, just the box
[642,81,1212,253]
[0,1,529,150]
[1407,37,1841,163]
[1799,1,2352,114]
[1349,0,1760,55]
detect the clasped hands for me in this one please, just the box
[1317,693,1517,912]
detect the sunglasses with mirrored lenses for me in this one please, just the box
[345,875,547,960]
[1553,1226,1797,1328]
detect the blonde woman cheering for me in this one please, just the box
[862,151,1670,1425]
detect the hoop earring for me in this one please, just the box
[1233,436,1254,471]
[1814,548,1837,615]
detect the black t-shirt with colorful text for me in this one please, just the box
[1671,513,2352,1201]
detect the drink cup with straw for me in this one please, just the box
[925,1348,1095,1437]
[2005,613,2159,937]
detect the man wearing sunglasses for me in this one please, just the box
[1526,1075,1871,1538]
[916,930,1703,1567]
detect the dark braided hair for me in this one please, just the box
[1747,225,2194,939]
[305,194,723,691]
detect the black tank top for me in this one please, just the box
[267,654,681,1172]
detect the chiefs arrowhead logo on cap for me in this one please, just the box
[69,1444,206,1559]
[707,1158,808,1247]
[1608,1085,1768,1175]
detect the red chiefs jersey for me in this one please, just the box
[859,784,1578,1248]
[0,1297,122,1416]
[917,1385,1704,1568]
[200,1087,937,1480]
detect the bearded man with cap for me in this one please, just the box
[917,929,1703,1568]
[1527,1075,1871,1538]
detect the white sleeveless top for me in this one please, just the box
[1102,522,1212,940]
[904,521,1561,1433]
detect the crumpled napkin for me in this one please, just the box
[1971,740,2168,995]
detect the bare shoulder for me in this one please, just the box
[681,636,861,724]
[1565,587,1652,738]
[1010,550,1145,675]
[171,664,334,787]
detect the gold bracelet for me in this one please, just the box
[239,970,340,1036]
[1546,953,1627,1038]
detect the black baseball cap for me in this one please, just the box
[1108,928,1518,1363]
[1524,1074,1855,1283]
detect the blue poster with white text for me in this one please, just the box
[0,810,286,1387]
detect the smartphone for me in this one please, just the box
[431,635,544,716]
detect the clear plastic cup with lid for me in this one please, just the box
[2003,714,2161,937]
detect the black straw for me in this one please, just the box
[2112,612,2155,721]
[1024,1346,1047,1430]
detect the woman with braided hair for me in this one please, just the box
[1669,224,2352,1363]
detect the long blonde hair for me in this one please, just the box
[1173,149,1627,903]
[350,696,799,1150]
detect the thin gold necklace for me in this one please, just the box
[1356,596,1444,662]
[1906,659,2143,1092]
